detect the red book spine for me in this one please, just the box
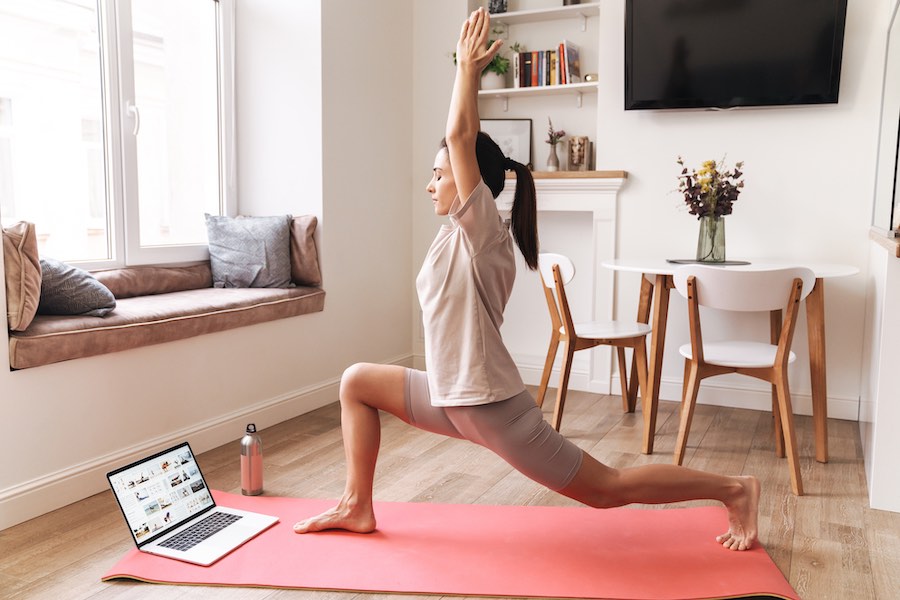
[559,42,567,85]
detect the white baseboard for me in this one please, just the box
[514,352,858,421]
[0,353,414,531]
[0,380,338,530]
[652,377,859,421]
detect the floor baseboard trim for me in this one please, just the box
[0,377,341,531]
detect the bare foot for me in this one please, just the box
[293,500,376,534]
[716,475,760,551]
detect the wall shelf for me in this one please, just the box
[490,3,600,31]
[479,81,598,111]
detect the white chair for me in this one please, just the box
[672,265,816,496]
[535,253,652,431]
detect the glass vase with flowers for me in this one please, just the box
[676,156,745,262]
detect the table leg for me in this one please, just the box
[642,274,672,455]
[806,278,829,463]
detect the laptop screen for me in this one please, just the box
[107,442,215,547]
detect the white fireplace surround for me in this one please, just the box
[495,173,627,395]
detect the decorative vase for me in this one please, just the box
[480,71,505,90]
[696,215,726,263]
[547,143,560,172]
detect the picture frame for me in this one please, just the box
[480,118,532,168]
[566,136,591,171]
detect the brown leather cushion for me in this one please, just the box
[93,263,213,299]
[290,215,322,286]
[3,221,41,331]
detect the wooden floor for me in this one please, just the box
[3,388,899,600]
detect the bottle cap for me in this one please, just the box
[246,423,257,434]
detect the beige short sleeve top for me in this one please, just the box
[415,180,526,407]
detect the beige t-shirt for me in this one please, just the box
[415,180,526,407]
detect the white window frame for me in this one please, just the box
[86,0,236,269]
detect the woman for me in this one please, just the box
[295,7,760,551]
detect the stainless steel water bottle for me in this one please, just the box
[240,423,263,496]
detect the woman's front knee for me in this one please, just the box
[340,362,375,402]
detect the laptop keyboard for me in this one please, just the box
[158,512,243,551]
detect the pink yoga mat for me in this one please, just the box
[102,490,797,600]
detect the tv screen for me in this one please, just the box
[625,0,848,110]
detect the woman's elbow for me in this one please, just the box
[444,130,477,150]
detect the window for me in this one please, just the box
[0,0,234,268]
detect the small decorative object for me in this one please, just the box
[676,156,745,263]
[563,0,582,5]
[584,73,599,82]
[567,136,590,171]
[545,118,565,172]
[489,0,508,13]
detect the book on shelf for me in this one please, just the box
[512,53,520,88]
[508,42,581,89]
[561,39,581,84]
[550,50,557,86]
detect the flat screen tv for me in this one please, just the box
[625,0,849,110]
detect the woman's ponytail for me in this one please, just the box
[506,161,538,270]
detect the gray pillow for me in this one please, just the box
[38,258,116,317]
[205,214,294,288]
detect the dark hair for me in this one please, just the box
[440,132,539,270]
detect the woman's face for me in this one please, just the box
[426,148,458,216]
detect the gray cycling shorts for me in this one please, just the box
[404,368,583,491]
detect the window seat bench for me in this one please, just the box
[5,217,324,370]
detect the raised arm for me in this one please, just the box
[446,8,502,205]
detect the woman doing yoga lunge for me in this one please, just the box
[294,7,760,551]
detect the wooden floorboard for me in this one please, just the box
[2,387,898,600]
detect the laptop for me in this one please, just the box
[106,441,279,566]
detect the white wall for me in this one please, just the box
[0,0,414,529]
[412,0,888,421]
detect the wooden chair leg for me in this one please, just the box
[772,393,785,458]
[633,339,649,416]
[551,341,576,431]
[674,358,701,466]
[628,275,654,407]
[770,309,786,457]
[536,332,560,408]
[774,372,804,496]
[616,347,631,412]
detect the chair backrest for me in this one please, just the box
[537,253,578,335]
[538,253,575,288]
[673,265,816,312]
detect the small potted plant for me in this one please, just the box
[480,46,510,90]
